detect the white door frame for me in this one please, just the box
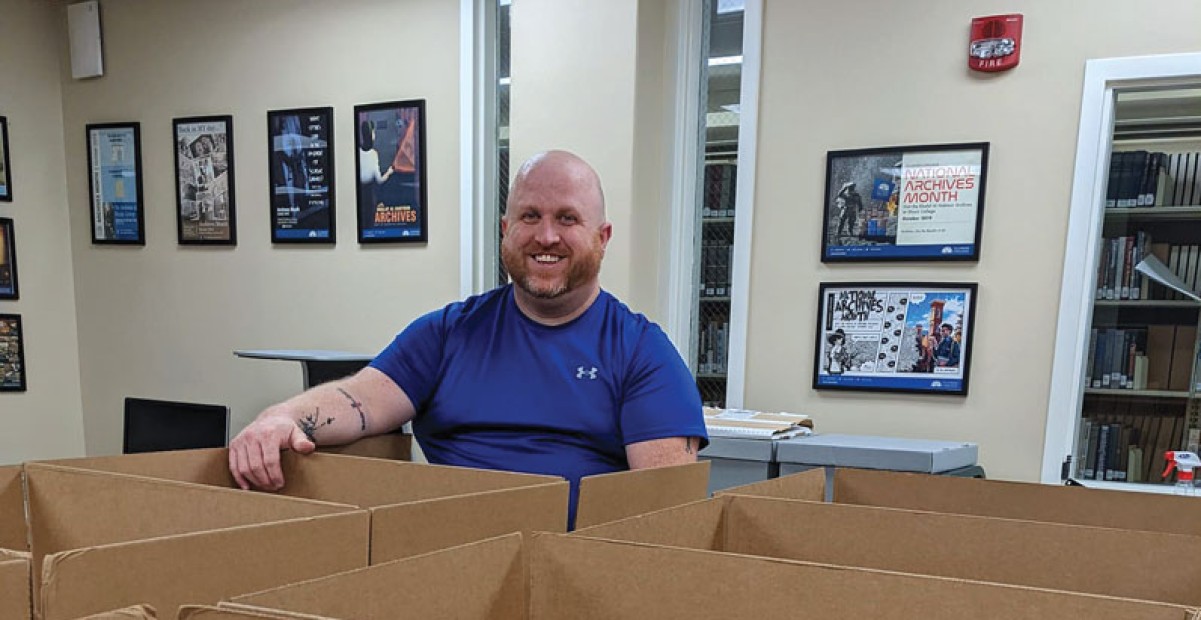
[1041,52,1201,484]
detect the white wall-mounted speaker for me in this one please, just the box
[67,1,104,80]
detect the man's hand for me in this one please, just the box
[228,411,316,491]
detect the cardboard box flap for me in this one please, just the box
[317,434,411,461]
[38,449,234,487]
[571,497,725,551]
[39,511,368,620]
[75,604,158,619]
[369,482,568,564]
[574,461,710,529]
[834,467,1201,536]
[26,463,355,560]
[721,495,1201,607]
[716,467,825,500]
[533,533,1199,620]
[269,453,561,508]
[0,555,30,620]
[0,465,27,551]
[181,606,318,619]
[229,533,525,619]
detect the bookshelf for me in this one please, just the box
[1073,87,1201,488]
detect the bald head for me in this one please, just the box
[507,150,606,222]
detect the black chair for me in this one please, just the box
[122,397,230,454]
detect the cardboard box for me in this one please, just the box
[574,494,1201,607]
[0,466,26,552]
[0,549,30,620]
[180,608,293,620]
[75,605,158,619]
[221,533,1198,619]
[775,434,978,474]
[317,434,411,461]
[24,463,370,620]
[574,462,709,529]
[40,450,570,564]
[723,467,1201,536]
[42,451,710,561]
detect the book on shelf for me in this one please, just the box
[1105,149,1201,208]
[702,407,812,440]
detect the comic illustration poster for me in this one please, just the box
[0,314,25,392]
[268,107,334,243]
[822,143,988,262]
[354,99,427,243]
[814,283,977,395]
[174,116,236,245]
[87,123,144,244]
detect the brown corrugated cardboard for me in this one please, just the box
[0,549,30,620]
[574,461,709,529]
[228,534,526,619]
[179,607,305,620]
[575,494,1201,607]
[368,482,567,564]
[317,434,411,461]
[74,604,157,619]
[724,467,1201,536]
[224,532,1199,620]
[24,464,369,620]
[40,513,367,620]
[0,465,26,551]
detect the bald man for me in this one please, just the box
[229,150,707,527]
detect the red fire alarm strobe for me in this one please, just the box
[969,14,1023,72]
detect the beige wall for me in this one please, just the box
[749,0,1201,480]
[56,0,461,455]
[0,0,86,464]
[510,0,684,325]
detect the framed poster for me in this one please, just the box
[0,314,25,392]
[174,115,237,245]
[86,122,145,245]
[353,99,427,243]
[0,116,11,202]
[0,218,15,300]
[821,142,989,262]
[813,282,978,395]
[267,107,335,243]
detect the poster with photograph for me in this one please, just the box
[822,143,988,262]
[0,314,25,392]
[87,123,145,244]
[813,282,977,395]
[0,218,16,300]
[0,116,11,202]
[268,107,335,243]
[174,116,236,245]
[354,99,427,243]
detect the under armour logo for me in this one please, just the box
[576,366,598,380]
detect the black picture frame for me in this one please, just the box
[86,122,146,245]
[173,115,237,245]
[821,142,989,263]
[353,99,428,244]
[0,218,16,300]
[267,106,335,244]
[0,314,25,392]
[813,282,978,396]
[0,116,12,202]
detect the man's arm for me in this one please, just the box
[228,366,415,491]
[626,436,701,469]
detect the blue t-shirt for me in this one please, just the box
[370,285,708,528]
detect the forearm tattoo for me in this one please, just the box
[337,387,369,432]
[297,409,335,442]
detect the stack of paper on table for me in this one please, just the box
[703,407,813,440]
